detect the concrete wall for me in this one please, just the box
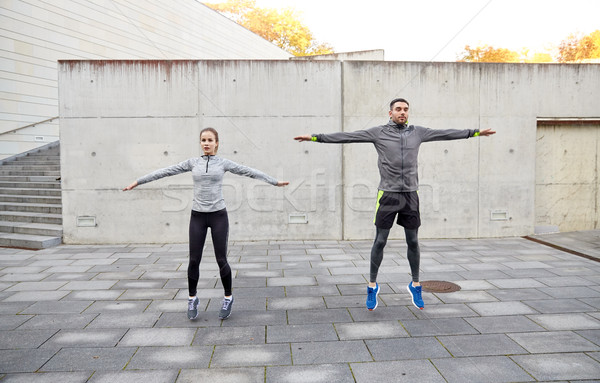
[0,0,290,159]
[58,60,600,243]
[291,49,385,61]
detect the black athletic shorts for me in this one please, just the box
[373,190,421,230]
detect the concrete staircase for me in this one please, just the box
[0,142,62,249]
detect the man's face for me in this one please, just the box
[389,101,409,124]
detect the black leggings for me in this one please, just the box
[370,227,420,283]
[188,209,232,297]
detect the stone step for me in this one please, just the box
[11,155,60,161]
[0,175,60,182]
[0,194,62,204]
[0,202,62,214]
[0,142,63,249]
[0,221,62,236]
[0,165,61,171]
[0,187,61,197]
[0,181,61,189]
[0,211,62,225]
[0,232,62,249]
[0,170,61,176]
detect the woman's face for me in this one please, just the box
[200,131,218,155]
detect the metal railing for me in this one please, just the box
[0,116,59,137]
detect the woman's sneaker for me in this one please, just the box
[187,296,199,320]
[407,282,424,309]
[219,296,234,319]
[366,283,380,311]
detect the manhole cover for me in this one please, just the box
[420,280,461,293]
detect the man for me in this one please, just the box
[294,98,495,310]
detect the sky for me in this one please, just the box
[254,0,600,61]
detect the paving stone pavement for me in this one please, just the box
[1,232,600,382]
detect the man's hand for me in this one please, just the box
[276,181,290,187]
[479,129,496,136]
[123,181,138,191]
[294,135,312,142]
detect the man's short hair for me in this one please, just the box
[389,98,409,110]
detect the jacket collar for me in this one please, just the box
[386,120,408,130]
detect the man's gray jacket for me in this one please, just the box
[312,121,479,192]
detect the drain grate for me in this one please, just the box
[420,280,461,293]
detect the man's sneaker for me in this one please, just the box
[219,296,234,319]
[366,283,380,311]
[187,296,199,320]
[407,282,424,309]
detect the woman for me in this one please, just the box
[124,127,289,320]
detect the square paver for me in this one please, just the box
[193,326,265,345]
[336,321,408,340]
[21,301,92,314]
[522,298,595,313]
[406,303,478,319]
[87,313,160,328]
[435,290,499,304]
[222,309,288,327]
[351,359,446,383]
[125,346,212,370]
[508,331,600,353]
[0,329,57,349]
[401,318,478,337]
[0,372,93,383]
[526,313,600,330]
[287,308,352,325]
[267,323,337,343]
[154,312,222,328]
[291,340,371,364]
[83,301,149,314]
[467,301,539,316]
[176,367,264,383]
[576,329,600,345]
[5,281,67,291]
[267,296,325,310]
[4,291,70,302]
[211,343,291,367]
[118,289,177,300]
[511,353,600,381]
[17,314,97,330]
[285,285,340,297]
[349,306,415,322]
[267,363,355,383]
[40,347,137,372]
[432,356,534,383]
[0,349,65,373]
[88,369,178,383]
[464,315,545,333]
[365,337,451,360]
[118,328,196,347]
[437,334,527,357]
[0,314,33,330]
[42,329,127,348]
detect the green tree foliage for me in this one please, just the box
[204,0,334,56]
[557,30,600,63]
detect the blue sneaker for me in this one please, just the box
[366,283,380,311]
[407,282,424,309]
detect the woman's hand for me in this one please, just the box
[123,181,138,191]
[294,135,312,142]
[276,181,290,187]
